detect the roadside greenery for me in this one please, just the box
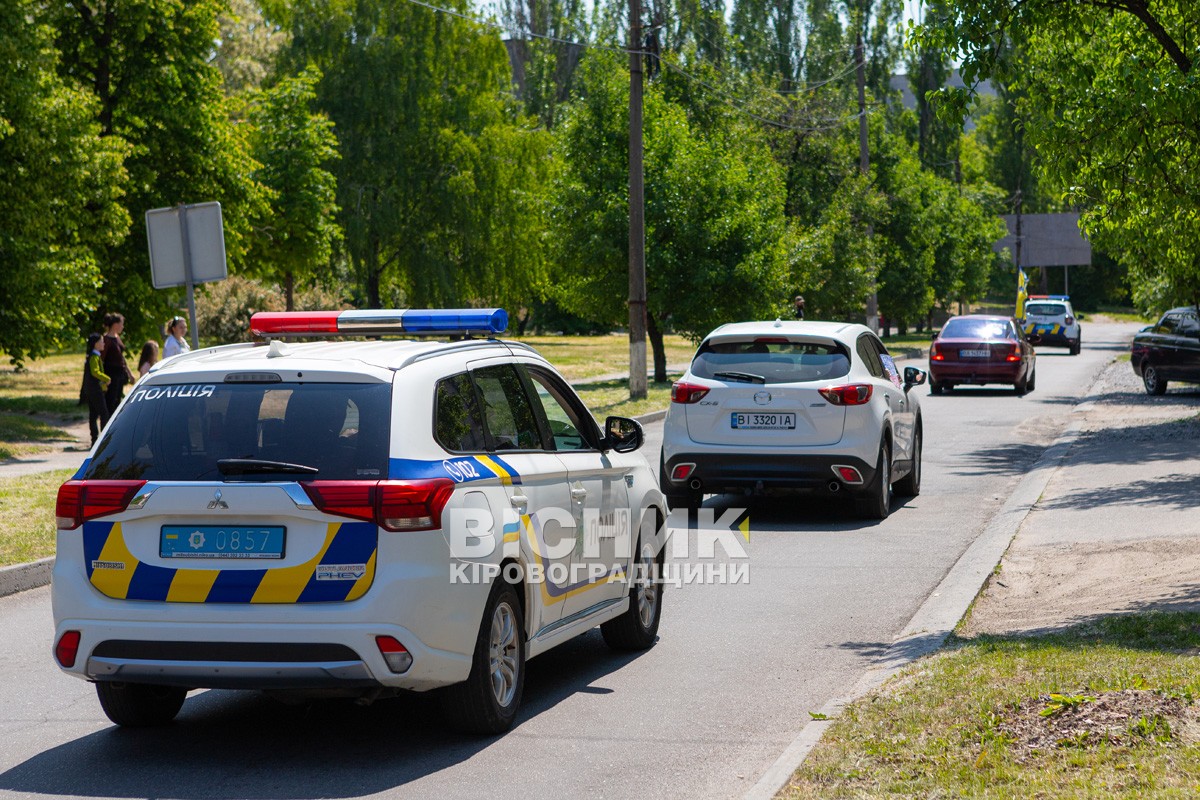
[787,613,1200,798]
[3,0,1054,369]
[0,469,74,564]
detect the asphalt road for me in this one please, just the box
[0,322,1140,800]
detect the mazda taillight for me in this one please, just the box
[818,384,873,405]
[55,480,148,530]
[671,382,710,404]
[302,479,455,532]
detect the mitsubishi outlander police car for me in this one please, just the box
[52,309,666,734]
[1022,295,1082,355]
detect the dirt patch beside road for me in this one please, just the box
[961,358,1200,637]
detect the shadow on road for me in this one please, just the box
[0,631,648,799]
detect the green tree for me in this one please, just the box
[0,1,128,364]
[283,0,553,311]
[214,0,291,95]
[243,67,341,309]
[551,53,792,378]
[916,0,1200,309]
[44,0,269,345]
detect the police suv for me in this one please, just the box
[52,309,666,734]
[1022,295,1082,355]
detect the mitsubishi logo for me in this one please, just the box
[207,489,229,510]
[753,391,772,406]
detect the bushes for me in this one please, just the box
[195,276,350,344]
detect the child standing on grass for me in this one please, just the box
[82,333,111,445]
[137,339,160,378]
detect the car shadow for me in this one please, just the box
[0,633,648,799]
[699,492,917,530]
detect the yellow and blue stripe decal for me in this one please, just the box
[522,512,624,606]
[82,520,376,603]
[389,455,522,485]
[1023,322,1063,335]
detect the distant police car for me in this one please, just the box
[52,309,666,734]
[660,320,926,520]
[1022,295,1082,355]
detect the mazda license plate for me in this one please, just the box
[731,412,796,430]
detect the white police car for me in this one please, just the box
[52,309,666,734]
[1023,295,1082,355]
[660,320,926,519]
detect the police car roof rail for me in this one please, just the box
[249,308,508,338]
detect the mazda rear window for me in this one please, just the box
[690,340,850,384]
[84,382,391,481]
[941,319,1015,340]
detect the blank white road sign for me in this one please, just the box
[146,202,228,289]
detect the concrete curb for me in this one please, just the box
[0,557,54,600]
[743,357,1108,800]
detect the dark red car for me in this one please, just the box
[928,315,1038,395]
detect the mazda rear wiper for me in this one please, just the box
[217,458,320,476]
[713,371,766,384]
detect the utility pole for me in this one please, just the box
[856,30,878,333]
[626,0,647,400]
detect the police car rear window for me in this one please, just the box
[84,382,391,481]
[691,340,851,384]
[1024,303,1067,316]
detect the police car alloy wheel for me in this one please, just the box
[51,308,667,732]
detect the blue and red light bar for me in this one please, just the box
[249,308,508,337]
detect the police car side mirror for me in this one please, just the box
[604,416,643,453]
[903,367,927,391]
[1025,334,1042,345]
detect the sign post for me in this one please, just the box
[146,202,227,350]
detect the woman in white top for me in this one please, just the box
[162,317,190,358]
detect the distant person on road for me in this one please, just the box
[82,333,111,445]
[102,312,135,414]
[137,339,160,379]
[793,295,806,320]
[163,316,190,358]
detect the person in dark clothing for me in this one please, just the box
[793,295,806,320]
[102,312,135,414]
[82,333,112,445]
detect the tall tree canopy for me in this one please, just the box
[915,0,1200,309]
[0,0,128,364]
[283,0,553,310]
[43,0,268,344]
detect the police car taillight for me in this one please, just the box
[301,479,455,532]
[249,308,508,337]
[55,480,148,530]
[375,636,412,673]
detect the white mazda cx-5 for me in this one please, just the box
[659,320,926,519]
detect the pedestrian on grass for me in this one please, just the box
[137,339,160,378]
[102,312,135,414]
[163,316,190,358]
[793,295,806,320]
[82,333,111,445]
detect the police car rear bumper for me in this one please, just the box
[57,618,472,691]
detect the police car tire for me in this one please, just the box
[95,681,186,727]
[1069,339,1081,356]
[601,532,663,651]
[440,580,525,735]
[854,439,892,521]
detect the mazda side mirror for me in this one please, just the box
[903,366,927,390]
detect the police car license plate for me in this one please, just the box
[960,349,990,358]
[731,412,796,430]
[161,526,285,559]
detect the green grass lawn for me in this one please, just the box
[512,334,695,381]
[575,376,678,421]
[0,468,74,564]
[786,613,1200,798]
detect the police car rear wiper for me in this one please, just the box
[713,371,766,384]
[217,458,320,476]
